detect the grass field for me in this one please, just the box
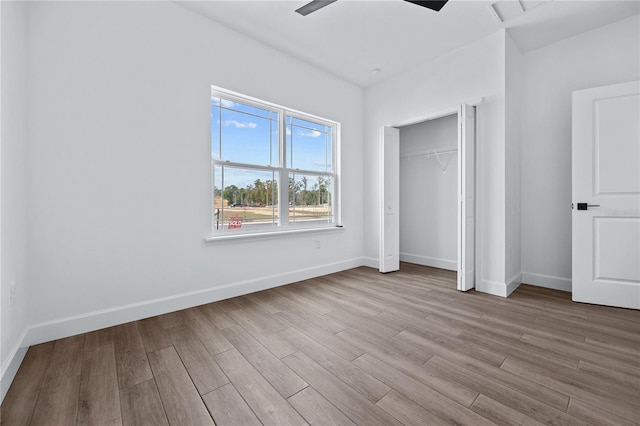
[214,205,331,225]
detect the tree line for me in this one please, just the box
[215,176,331,207]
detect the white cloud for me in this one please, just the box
[211,152,220,160]
[223,120,257,129]
[300,129,322,138]
[221,99,235,108]
[211,97,235,108]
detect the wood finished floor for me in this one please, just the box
[2,263,640,426]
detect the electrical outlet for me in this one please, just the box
[10,281,16,306]
[315,239,321,249]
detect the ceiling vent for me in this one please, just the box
[491,0,547,24]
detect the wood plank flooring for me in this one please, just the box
[2,263,639,425]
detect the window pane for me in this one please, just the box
[213,166,279,231]
[212,97,279,166]
[211,99,222,161]
[212,88,338,236]
[292,117,326,133]
[288,173,333,225]
[287,116,331,172]
[326,126,333,172]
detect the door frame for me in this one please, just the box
[379,100,481,291]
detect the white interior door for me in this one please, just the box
[380,126,400,273]
[572,80,640,309]
[457,104,476,291]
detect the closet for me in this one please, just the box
[380,103,475,290]
[398,113,458,272]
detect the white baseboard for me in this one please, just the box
[475,272,522,298]
[399,253,457,271]
[506,272,522,296]
[476,279,509,297]
[360,256,379,269]
[521,272,571,292]
[22,257,368,348]
[0,330,28,403]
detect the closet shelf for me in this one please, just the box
[400,146,458,160]
[400,146,458,173]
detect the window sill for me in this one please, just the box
[204,225,345,245]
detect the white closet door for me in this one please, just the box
[380,126,400,273]
[457,104,476,291]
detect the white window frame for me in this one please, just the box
[207,86,341,242]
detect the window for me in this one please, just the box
[210,87,339,236]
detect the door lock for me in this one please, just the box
[576,203,600,210]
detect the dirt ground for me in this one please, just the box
[217,205,330,221]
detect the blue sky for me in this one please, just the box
[211,96,332,190]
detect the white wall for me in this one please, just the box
[24,1,364,344]
[364,31,508,295]
[399,114,458,270]
[520,14,640,291]
[1,0,30,400]
[505,32,523,292]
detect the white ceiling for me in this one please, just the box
[175,0,640,87]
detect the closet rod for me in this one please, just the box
[400,146,457,160]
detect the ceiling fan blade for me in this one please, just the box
[295,0,338,16]
[404,1,449,12]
